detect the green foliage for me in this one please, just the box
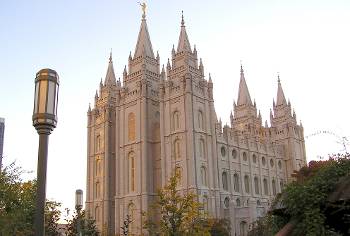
[143,172,211,236]
[208,218,231,236]
[65,208,99,236]
[249,154,350,236]
[0,162,62,235]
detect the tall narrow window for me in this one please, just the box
[128,152,135,192]
[198,110,203,130]
[234,173,239,192]
[174,139,181,159]
[280,179,284,192]
[95,206,100,222]
[175,166,182,186]
[201,166,207,186]
[222,172,228,191]
[254,177,259,194]
[263,178,268,195]
[172,111,180,130]
[96,135,101,152]
[128,203,135,234]
[199,139,205,158]
[128,113,136,141]
[95,181,100,198]
[244,175,250,193]
[240,221,248,236]
[272,179,277,195]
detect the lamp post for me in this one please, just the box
[75,189,83,236]
[32,68,59,236]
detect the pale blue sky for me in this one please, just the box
[1,0,350,215]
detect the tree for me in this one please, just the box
[120,214,132,236]
[65,209,99,236]
[143,172,211,236]
[248,154,350,236]
[0,162,62,236]
[209,218,231,236]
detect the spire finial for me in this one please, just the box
[240,60,244,73]
[109,49,112,63]
[181,10,185,26]
[139,2,147,19]
[277,72,280,83]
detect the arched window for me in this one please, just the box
[236,198,241,207]
[221,146,226,157]
[240,221,248,236]
[96,134,101,152]
[174,139,181,159]
[232,149,237,159]
[201,166,207,186]
[263,178,268,195]
[278,160,282,169]
[96,158,101,176]
[272,179,277,195]
[198,110,204,130]
[203,195,209,213]
[128,152,135,192]
[252,154,257,163]
[128,203,136,234]
[233,173,239,192]
[222,172,228,191]
[172,111,180,130]
[244,175,250,193]
[95,181,100,198]
[243,152,247,161]
[254,176,259,194]
[128,113,136,141]
[95,206,100,222]
[175,166,182,186]
[270,159,274,167]
[280,179,284,192]
[262,156,266,166]
[199,139,205,158]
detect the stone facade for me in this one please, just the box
[86,13,306,236]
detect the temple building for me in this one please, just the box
[85,11,306,236]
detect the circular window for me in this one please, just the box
[270,159,274,167]
[262,156,266,166]
[232,149,237,159]
[253,154,257,163]
[278,160,282,169]
[224,197,230,208]
[221,146,226,157]
[243,152,247,161]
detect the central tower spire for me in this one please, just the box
[177,11,192,53]
[134,9,155,59]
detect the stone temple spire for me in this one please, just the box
[237,64,252,106]
[276,74,287,106]
[134,9,155,59]
[104,51,117,86]
[177,11,192,53]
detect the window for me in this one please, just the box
[257,200,261,206]
[263,178,268,195]
[280,179,284,192]
[272,179,277,196]
[236,198,241,207]
[198,110,204,130]
[254,177,259,194]
[244,175,250,193]
[96,135,101,152]
[199,139,205,158]
[95,181,100,198]
[175,166,182,186]
[203,195,209,213]
[233,173,239,192]
[95,206,100,222]
[128,113,136,141]
[270,159,274,167]
[232,149,237,159]
[96,158,101,176]
[240,221,248,236]
[172,111,180,130]
[253,154,257,163]
[262,156,266,166]
[201,166,207,186]
[224,197,230,209]
[128,152,135,192]
[222,172,228,191]
[174,139,181,159]
[221,146,226,157]
[243,152,247,161]
[278,160,282,169]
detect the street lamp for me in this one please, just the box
[75,189,83,236]
[32,68,59,236]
